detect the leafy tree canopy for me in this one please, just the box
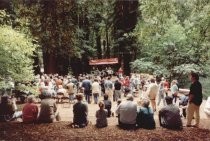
[0,10,37,89]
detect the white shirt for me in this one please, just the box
[116,100,137,124]
[92,81,100,94]
[147,83,158,100]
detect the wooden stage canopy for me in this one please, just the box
[89,58,118,65]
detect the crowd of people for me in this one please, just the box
[0,70,209,130]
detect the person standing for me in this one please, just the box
[186,72,203,128]
[104,77,114,101]
[114,78,122,102]
[157,81,166,106]
[147,79,158,112]
[92,78,101,104]
[82,76,92,104]
[170,80,179,104]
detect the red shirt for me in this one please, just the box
[22,103,38,123]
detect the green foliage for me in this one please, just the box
[0,25,36,88]
[132,0,210,80]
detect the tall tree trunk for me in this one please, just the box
[96,31,102,59]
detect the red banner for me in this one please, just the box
[89,58,118,65]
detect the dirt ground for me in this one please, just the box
[0,122,210,141]
[0,91,210,141]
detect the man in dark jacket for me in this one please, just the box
[186,72,203,128]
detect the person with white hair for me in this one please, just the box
[115,94,137,129]
[22,95,38,123]
[136,98,155,129]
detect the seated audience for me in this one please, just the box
[95,101,108,128]
[0,95,22,122]
[73,93,88,128]
[103,94,112,117]
[116,94,137,129]
[22,95,39,123]
[136,98,155,129]
[204,97,210,118]
[159,96,183,129]
[38,91,61,123]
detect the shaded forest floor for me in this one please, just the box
[0,122,210,141]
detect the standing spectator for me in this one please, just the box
[136,98,156,129]
[104,77,114,101]
[95,101,108,128]
[100,78,105,96]
[103,94,112,117]
[157,81,166,106]
[146,78,158,112]
[82,76,92,104]
[114,78,122,102]
[22,95,39,123]
[163,78,170,96]
[73,93,88,128]
[92,78,101,104]
[116,94,137,129]
[38,91,61,123]
[170,80,179,104]
[159,96,183,130]
[66,80,75,103]
[186,72,203,128]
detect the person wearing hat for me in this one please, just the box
[73,93,88,128]
[115,94,137,129]
[159,96,183,129]
[38,90,61,123]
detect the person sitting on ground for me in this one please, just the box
[22,95,39,123]
[95,101,108,128]
[136,98,155,129]
[116,94,137,129]
[0,95,22,122]
[73,93,88,128]
[103,94,112,117]
[38,91,61,123]
[159,96,183,130]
